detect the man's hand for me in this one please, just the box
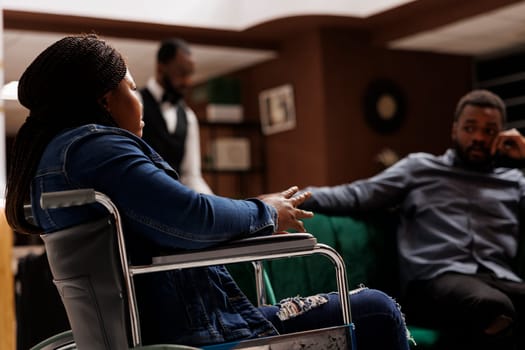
[258,186,314,233]
[491,128,525,160]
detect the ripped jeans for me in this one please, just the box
[258,287,411,350]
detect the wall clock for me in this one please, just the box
[363,79,406,134]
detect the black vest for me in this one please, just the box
[140,88,188,173]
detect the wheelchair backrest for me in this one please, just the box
[41,217,130,349]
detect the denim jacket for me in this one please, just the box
[30,124,279,346]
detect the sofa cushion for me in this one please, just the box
[264,212,399,300]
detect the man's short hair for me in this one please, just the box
[157,38,191,64]
[454,89,506,123]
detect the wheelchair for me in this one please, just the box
[30,189,356,349]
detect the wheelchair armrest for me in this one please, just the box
[40,189,97,209]
[152,233,317,265]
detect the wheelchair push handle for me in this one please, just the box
[40,189,97,209]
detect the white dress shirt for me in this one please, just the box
[141,77,212,194]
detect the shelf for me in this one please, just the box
[476,71,525,89]
[192,99,266,197]
[475,49,525,82]
[503,95,525,108]
[203,167,265,174]
[199,120,261,129]
[506,120,525,130]
[474,48,525,126]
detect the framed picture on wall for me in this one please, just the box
[259,84,296,135]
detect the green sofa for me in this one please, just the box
[230,211,525,349]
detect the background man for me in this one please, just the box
[140,38,212,194]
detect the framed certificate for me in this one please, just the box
[259,84,296,135]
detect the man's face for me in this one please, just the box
[157,50,195,96]
[451,104,503,168]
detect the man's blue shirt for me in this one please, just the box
[302,149,525,287]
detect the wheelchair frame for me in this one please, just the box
[37,189,355,349]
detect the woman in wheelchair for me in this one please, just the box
[6,34,410,350]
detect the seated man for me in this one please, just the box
[300,89,525,349]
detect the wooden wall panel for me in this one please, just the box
[320,28,472,185]
[233,28,472,191]
[234,31,329,192]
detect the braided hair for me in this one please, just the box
[6,34,127,234]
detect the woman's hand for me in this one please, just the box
[491,128,525,160]
[258,186,314,233]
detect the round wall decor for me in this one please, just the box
[363,79,406,133]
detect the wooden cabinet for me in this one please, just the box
[199,120,266,198]
[189,77,266,198]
